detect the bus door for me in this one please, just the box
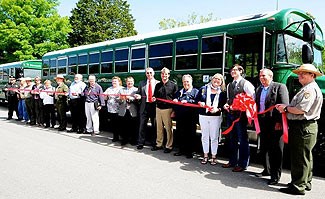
[233,28,272,87]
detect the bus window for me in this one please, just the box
[43,59,49,77]
[15,68,23,79]
[313,48,323,68]
[276,34,287,63]
[3,68,9,80]
[233,33,271,86]
[201,35,223,69]
[50,59,56,76]
[89,52,100,74]
[58,58,67,75]
[78,54,88,75]
[68,56,77,75]
[175,38,198,70]
[131,47,145,71]
[149,42,173,71]
[283,34,304,65]
[101,51,113,74]
[115,48,129,73]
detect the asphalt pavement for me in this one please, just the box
[0,106,324,199]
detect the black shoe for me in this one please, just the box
[58,128,66,131]
[77,129,84,134]
[6,117,12,120]
[164,148,172,153]
[151,146,163,151]
[279,186,305,195]
[185,154,193,159]
[305,184,312,191]
[255,171,270,177]
[67,129,77,133]
[112,138,120,142]
[29,122,36,126]
[44,125,50,128]
[174,152,183,156]
[268,179,279,185]
[121,140,128,146]
[137,145,144,150]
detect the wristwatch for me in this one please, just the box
[283,106,288,113]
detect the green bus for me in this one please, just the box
[0,60,43,102]
[42,8,325,159]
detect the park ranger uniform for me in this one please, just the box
[55,81,69,131]
[286,80,323,193]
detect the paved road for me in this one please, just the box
[0,107,324,199]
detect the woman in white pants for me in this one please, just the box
[196,73,227,165]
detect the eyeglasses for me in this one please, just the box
[146,72,153,74]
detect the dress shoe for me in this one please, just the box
[58,128,66,131]
[151,146,163,151]
[232,166,245,172]
[174,152,183,156]
[137,145,144,150]
[267,179,279,185]
[77,129,84,134]
[112,138,119,142]
[67,129,77,133]
[279,186,305,195]
[164,148,172,153]
[222,163,233,168]
[6,117,12,120]
[255,171,270,177]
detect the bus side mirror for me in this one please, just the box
[303,22,315,42]
[302,44,314,64]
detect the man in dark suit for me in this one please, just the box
[255,68,289,185]
[134,67,159,150]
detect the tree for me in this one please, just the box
[68,0,137,47]
[159,12,218,30]
[0,0,71,63]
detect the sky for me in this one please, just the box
[58,0,325,35]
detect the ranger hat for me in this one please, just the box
[54,74,65,80]
[292,64,323,77]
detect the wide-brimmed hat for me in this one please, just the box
[54,74,65,80]
[292,64,323,77]
[24,77,32,81]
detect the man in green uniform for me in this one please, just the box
[276,64,323,195]
[54,74,69,131]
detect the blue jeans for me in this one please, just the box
[18,99,29,121]
[227,112,250,169]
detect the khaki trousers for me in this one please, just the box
[156,108,173,149]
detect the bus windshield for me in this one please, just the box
[276,33,323,69]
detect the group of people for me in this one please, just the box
[3,63,322,196]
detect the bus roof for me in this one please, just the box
[43,8,324,58]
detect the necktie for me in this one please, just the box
[148,80,153,102]
[232,80,237,89]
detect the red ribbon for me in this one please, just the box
[156,98,212,110]
[221,93,288,144]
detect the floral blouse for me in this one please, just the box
[104,86,123,113]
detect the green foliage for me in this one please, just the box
[0,0,71,63]
[68,0,137,47]
[159,12,218,30]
